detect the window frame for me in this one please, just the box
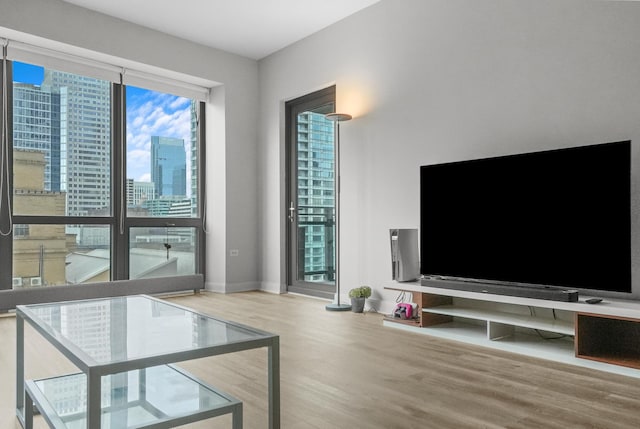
[0,59,207,297]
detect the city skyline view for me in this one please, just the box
[13,61,192,184]
[126,86,191,183]
[11,60,199,287]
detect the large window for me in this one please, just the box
[1,59,205,290]
[125,85,200,279]
[13,62,111,215]
[125,86,198,218]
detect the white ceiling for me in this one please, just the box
[61,0,380,60]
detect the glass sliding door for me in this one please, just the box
[286,86,336,299]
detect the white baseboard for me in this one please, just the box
[204,281,260,294]
[259,281,284,294]
[203,281,398,315]
[204,281,225,293]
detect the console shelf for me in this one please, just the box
[382,315,421,327]
[423,305,574,336]
[576,313,640,370]
[420,320,576,362]
[384,282,640,379]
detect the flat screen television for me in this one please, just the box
[420,140,631,294]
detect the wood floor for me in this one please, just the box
[2,291,640,428]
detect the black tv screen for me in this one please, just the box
[420,141,631,293]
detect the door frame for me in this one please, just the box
[285,86,336,299]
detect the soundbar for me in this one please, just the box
[421,277,579,302]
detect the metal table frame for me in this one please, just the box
[16,295,280,429]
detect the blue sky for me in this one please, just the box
[126,87,191,183]
[13,62,191,183]
[13,62,43,84]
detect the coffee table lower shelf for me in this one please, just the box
[23,364,242,429]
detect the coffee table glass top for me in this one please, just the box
[19,295,269,365]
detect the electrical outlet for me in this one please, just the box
[230,249,239,257]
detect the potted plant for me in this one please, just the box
[348,286,371,313]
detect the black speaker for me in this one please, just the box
[421,277,579,302]
[390,229,419,282]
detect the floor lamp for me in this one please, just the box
[325,112,352,311]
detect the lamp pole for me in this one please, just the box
[325,113,352,311]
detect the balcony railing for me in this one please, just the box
[296,205,335,283]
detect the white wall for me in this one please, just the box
[258,0,640,308]
[0,0,260,292]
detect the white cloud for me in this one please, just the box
[170,97,190,110]
[126,88,193,181]
[127,149,149,176]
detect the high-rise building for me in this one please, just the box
[142,196,190,217]
[12,83,61,192]
[150,136,186,198]
[42,70,111,216]
[167,199,193,217]
[126,178,156,207]
[296,112,335,282]
[190,101,198,216]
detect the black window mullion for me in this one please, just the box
[197,101,206,276]
[113,82,126,280]
[126,218,202,228]
[12,216,117,225]
[0,59,13,290]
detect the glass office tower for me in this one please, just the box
[13,83,61,192]
[296,111,335,281]
[150,136,187,198]
[190,100,198,216]
[42,69,111,216]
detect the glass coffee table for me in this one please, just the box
[16,295,280,429]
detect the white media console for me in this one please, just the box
[383,282,640,379]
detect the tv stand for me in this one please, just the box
[383,282,640,378]
[422,277,579,302]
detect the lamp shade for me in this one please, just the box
[325,113,352,122]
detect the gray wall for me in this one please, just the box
[258,0,640,309]
[0,0,260,292]
[3,0,640,307]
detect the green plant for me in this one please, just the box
[349,286,372,299]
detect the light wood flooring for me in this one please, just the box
[1,291,640,428]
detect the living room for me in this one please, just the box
[2,0,640,428]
